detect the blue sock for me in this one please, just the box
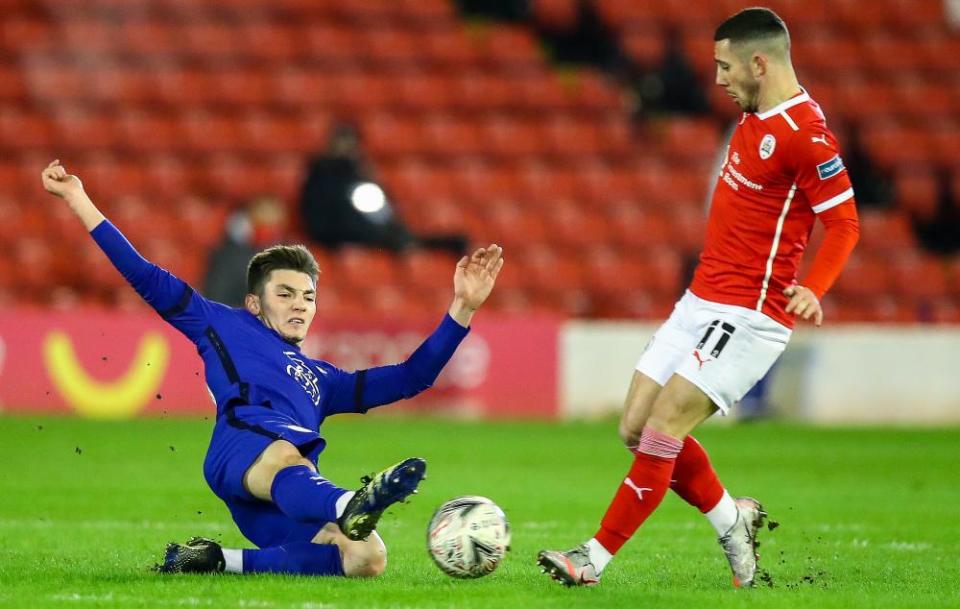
[270,465,346,524]
[242,542,345,576]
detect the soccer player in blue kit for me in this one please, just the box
[41,160,504,578]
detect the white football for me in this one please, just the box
[426,496,511,578]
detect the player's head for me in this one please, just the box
[245,245,320,345]
[714,7,791,112]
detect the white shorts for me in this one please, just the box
[636,290,791,414]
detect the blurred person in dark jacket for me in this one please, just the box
[204,195,288,306]
[300,123,466,255]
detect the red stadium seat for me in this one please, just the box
[171,196,228,250]
[239,112,309,154]
[181,111,242,153]
[423,115,482,157]
[595,117,633,158]
[238,23,303,65]
[606,202,673,250]
[356,26,421,68]
[474,26,544,71]
[0,17,56,53]
[547,200,612,247]
[60,20,118,55]
[153,66,216,108]
[301,24,362,66]
[0,107,54,150]
[481,199,549,250]
[861,34,926,76]
[448,73,509,111]
[516,161,579,204]
[420,27,479,68]
[452,161,521,202]
[0,63,28,103]
[271,68,339,110]
[337,247,400,289]
[116,110,183,154]
[861,121,932,170]
[832,252,893,299]
[944,255,960,295]
[118,20,179,58]
[888,252,950,300]
[619,25,667,67]
[364,114,425,158]
[655,117,722,164]
[856,210,917,255]
[401,250,458,291]
[562,71,623,113]
[394,73,453,111]
[181,22,244,64]
[394,0,455,23]
[576,161,637,204]
[531,0,579,31]
[511,70,569,112]
[543,115,601,157]
[894,169,940,222]
[593,0,661,31]
[212,68,275,109]
[53,107,119,151]
[480,114,546,159]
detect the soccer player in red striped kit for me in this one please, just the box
[538,7,859,588]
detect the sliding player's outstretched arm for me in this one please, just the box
[323,245,505,415]
[41,160,208,337]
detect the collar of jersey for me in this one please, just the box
[755,86,809,120]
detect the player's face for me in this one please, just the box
[714,39,760,112]
[251,269,317,345]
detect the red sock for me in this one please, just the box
[670,435,725,513]
[595,427,683,554]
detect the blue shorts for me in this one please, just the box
[203,405,330,548]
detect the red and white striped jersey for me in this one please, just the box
[689,89,855,328]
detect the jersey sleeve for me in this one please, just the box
[318,313,470,416]
[90,220,215,341]
[790,125,855,214]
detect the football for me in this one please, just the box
[426,496,511,578]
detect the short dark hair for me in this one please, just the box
[714,7,789,47]
[246,244,319,296]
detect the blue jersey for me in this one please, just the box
[91,220,469,435]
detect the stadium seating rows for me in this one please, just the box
[1,0,958,321]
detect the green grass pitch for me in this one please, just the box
[0,414,957,608]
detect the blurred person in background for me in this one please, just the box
[538,8,859,589]
[42,159,504,579]
[300,122,416,252]
[300,122,467,256]
[204,195,288,307]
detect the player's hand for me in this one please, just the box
[783,284,823,326]
[453,244,504,311]
[41,160,85,200]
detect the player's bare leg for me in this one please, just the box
[312,523,387,577]
[540,375,717,586]
[605,371,761,585]
[617,371,662,447]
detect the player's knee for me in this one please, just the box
[343,543,387,578]
[264,441,314,474]
[618,421,640,448]
[275,453,313,472]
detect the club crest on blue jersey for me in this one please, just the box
[759,134,776,159]
[816,155,845,180]
[284,351,321,406]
